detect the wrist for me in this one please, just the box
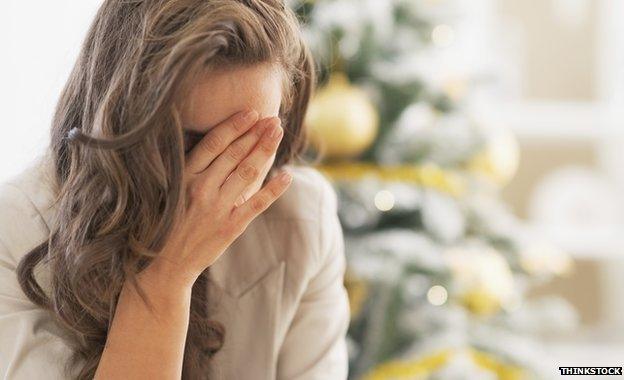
[135,258,196,301]
[115,262,193,333]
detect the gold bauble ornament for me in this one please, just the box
[468,127,520,187]
[461,288,502,316]
[444,245,515,317]
[305,72,379,159]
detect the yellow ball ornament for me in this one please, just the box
[444,245,515,317]
[305,72,379,159]
[461,288,502,316]
[468,127,520,187]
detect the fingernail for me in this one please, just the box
[270,124,283,139]
[280,170,292,184]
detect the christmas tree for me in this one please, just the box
[289,0,578,379]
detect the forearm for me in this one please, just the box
[94,263,193,380]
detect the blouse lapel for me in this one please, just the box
[208,213,282,298]
[206,214,286,379]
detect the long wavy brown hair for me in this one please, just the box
[16,0,315,379]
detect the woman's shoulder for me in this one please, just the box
[264,163,338,223]
[0,154,55,265]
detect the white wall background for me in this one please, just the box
[0,1,102,182]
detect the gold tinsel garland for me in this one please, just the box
[314,162,466,197]
[362,348,526,380]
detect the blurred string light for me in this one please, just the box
[427,285,448,306]
[431,24,455,48]
[374,189,395,211]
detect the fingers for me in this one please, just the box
[202,117,279,188]
[219,119,283,205]
[185,109,259,174]
[231,169,293,224]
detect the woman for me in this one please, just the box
[0,0,350,379]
